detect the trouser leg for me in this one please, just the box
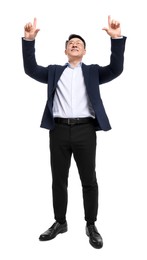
[71,123,98,223]
[49,124,72,223]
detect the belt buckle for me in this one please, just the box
[68,118,75,125]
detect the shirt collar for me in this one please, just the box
[65,62,82,68]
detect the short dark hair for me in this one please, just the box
[65,34,86,49]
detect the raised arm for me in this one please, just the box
[98,16,126,84]
[22,18,48,83]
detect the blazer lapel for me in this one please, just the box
[48,65,67,98]
[82,63,90,92]
[54,65,67,87]
[82,63,100,109]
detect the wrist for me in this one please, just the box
[111,34,122,39]
[24,33,35,41]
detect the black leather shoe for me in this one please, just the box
[86,224,103,249]
[39,221,68,241]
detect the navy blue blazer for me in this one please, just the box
[22,37,126,131]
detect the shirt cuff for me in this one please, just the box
[23,37,35,41]
[112,36,123,39]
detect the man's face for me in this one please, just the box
[65,38,86,59]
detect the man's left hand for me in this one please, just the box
[102,15,121,38]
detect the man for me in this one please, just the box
[22,16,126,249]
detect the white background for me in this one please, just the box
[0,0,147,259]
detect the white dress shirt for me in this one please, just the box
[53,63,95,118]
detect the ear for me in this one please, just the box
[65,49,67,55]
[83,49,86,55]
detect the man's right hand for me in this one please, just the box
[24,17,40,40]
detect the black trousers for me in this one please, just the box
[49,121,98,223]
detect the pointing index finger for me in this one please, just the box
[33,17,37,28]
[108,15,111,27]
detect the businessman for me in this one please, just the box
[22,16,126,249]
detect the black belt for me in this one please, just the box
[54,117,94,125]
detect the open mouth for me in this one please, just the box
[71,48,78,51]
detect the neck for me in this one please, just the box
[68,58,82,68]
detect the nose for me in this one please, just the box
[72,43,77,48]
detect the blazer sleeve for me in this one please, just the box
[98,37,127,85]
[22,38,48,84]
